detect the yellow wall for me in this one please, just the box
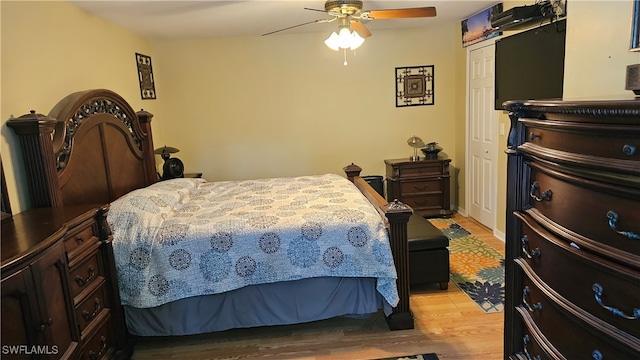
[1,1,157,213]
[150,24,460,183]
[2,0,638,226]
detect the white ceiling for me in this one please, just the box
[68,0,499,39]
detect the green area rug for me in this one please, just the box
[428,218,505,313]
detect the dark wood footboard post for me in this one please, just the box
[343,163,414,330]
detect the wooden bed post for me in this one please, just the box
[136,109,159,184]
[7,111,63,208]
[343,163,414,330]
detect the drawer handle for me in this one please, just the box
[522,287,542,313]
[592,283,640,320]
[77,236,84,244]
[38,318,53,332]
[529,181,552,202]
[413,184,429,191]
[88,336,107,360]
[606,211,640,240]
[75,266,95,287]
[82,298,101,322]
[622,144,636,156]
[413,200,426,205]
[592,350,603,360]
[521,335,542,360]
[529,132,541,141]
[521,235,541,259]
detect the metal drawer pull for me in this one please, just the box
[413,184,428,190]
[77,236,84,244]
[38,318,53,332]
[82,298,101,322]
[592,350,603,360]
[529,181,552,202]
[622,144,636,156]
[75,266,95,286]
[521,335,542,360]
[529,132,541,140]
[88,336,107,360]
[521,235,541,259]
[592,283,640,320]
[606,211,640,240]
[522,287,542,312]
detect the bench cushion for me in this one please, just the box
[407,214,449,251]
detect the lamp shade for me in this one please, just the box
[325,27,365,51]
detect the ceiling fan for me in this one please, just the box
[262,0,437,39]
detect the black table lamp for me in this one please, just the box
[154,145,184,180]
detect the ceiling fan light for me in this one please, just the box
[349,31,365,50]
[324,31,341,51]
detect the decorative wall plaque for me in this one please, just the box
[395,65,434,107]
[136,53,156,100]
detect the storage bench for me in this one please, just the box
[407,214,450,290]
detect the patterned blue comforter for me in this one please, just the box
[107,174,398,309]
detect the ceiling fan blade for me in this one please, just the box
[366,7,437,19]
[351,20,372,38]
[262,19,327,36]
[303,7,328,13]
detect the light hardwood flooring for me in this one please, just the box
[131,213,505,360]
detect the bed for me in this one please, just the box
[9,89,414,339]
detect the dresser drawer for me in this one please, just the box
[521,118,640,164]
[75,279,109,337]
[78,310,114,360]
[515,272,640,359]
[516,212,640,338]
[526,162,640,265]
[65,220,100,262]
[400,178,442,195]
[69,250,105,299]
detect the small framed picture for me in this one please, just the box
[136,53,157,99]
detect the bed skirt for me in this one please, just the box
[124,277,388,336]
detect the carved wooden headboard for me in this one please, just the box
[8,89,158,208]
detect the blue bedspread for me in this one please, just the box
[107,174,398,309]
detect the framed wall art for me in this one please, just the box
[136,53,156,99]
[395,65,434,107]
[631,0,640,51]
[461,3,503,48]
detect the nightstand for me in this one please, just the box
[184,173,203,178]
[385,158,453,218]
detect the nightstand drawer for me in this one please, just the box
[397,163,443,178]
[400,179,442,195]
[402,194,443,210]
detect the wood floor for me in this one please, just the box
[130,213,505,360]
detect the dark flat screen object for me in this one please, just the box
[495,19,566,110]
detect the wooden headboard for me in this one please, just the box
[8,89,158,208]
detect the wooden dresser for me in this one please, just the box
[503,99,640,359]
[1,204,129,359]
[385,158,453,218]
